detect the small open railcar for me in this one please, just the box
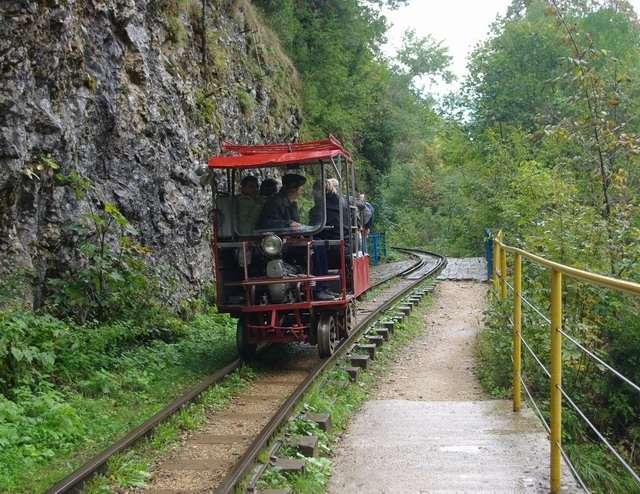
[207,136,370,358]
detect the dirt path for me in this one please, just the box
[373,280,489,401]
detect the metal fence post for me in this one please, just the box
[513,252,522,412]
[492,233,501,292]
[500,240,507,300]
[550,268,563,493]
[367,233,380,266]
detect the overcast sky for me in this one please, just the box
[383,1,640,94]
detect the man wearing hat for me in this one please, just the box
[257,173,307,229]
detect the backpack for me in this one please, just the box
[363,202,374,229]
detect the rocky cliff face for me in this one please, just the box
[0,0,301,307]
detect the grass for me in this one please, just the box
[0,311,243,493]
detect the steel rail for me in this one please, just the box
[215,250,446,493]
[45,359,243,494]
[393,248,427,274]
[368,248,431,287]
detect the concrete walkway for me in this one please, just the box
[327,400,575,493]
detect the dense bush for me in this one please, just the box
[0,304,237,491]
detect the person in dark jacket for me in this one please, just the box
[309,179,351,249]
[259,178,279,202]
[256,173,306,230]
[309,179,351,301]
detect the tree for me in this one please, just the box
[465,1,568,132]
[546,1,640,277]
[254,0,453,194]
[393,29,454,91]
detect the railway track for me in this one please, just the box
[45,249,445,494]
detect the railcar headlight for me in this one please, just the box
[262,235,283,256]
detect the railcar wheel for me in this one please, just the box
[317,312,337,358]
[236,317,256,360]
[338,305,354,339]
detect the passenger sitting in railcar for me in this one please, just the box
[309,178,351,300]
[342,186,367,255]
[256,173,306,230]
[259,178,279,202]
[235,175,264,234]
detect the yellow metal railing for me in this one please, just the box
[492,230,640,494]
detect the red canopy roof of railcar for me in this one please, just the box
[207,135,352,169]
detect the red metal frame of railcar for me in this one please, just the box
[207,136,370,357]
